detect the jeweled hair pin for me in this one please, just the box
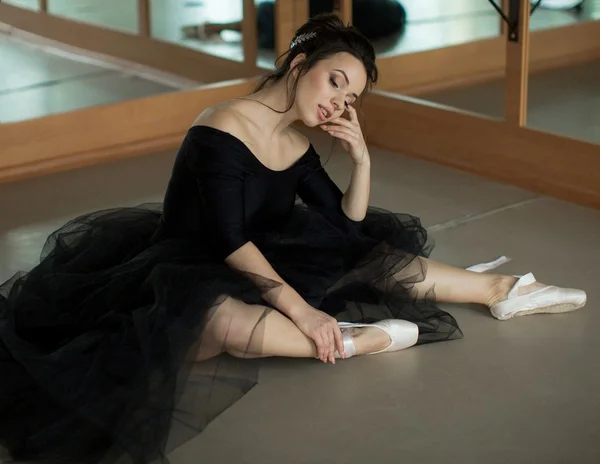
[290,32,317,49]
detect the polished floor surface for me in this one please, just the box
[1,123,599,464]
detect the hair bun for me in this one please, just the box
[254,12,377,98]
[292,13,347,44]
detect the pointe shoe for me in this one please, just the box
[490,273,587,321]
[181,24,225,43]
[334,320,419,359]
[182,24,208,39]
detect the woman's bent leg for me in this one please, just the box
[198,297,392,361]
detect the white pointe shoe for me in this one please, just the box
[490,273,587,321]
[334,320,419,359]
[181,24,225,43]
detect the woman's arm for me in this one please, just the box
[224,242,311,320]
[226,238,345,364]
[341,157,370,221]
[225,237,345,365]
[319,104,371,221]
[186,140,345,362]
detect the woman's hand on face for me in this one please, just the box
[320,104,370,166]
[291,306,345,364]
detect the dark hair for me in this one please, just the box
[253,14,378,112]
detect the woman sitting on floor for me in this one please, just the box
[0,13,586,464]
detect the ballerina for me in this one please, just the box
[0,13,586,464]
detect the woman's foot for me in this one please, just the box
[488,273,587,320]
[349,326,392,354]
[335,320,419,359]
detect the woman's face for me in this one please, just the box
[293,52,368,127]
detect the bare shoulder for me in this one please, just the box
[191,100,249,138]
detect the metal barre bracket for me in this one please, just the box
[488,0,543,41]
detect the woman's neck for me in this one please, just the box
[241,80,299,137]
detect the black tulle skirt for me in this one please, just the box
[0,203,462,464]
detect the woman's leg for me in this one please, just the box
[408,257,518,307]
[197,297,391,361]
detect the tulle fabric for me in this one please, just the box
[0,202,461,464]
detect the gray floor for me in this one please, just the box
[1,126,599,463]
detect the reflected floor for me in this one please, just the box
[421,59,600,144]
[0,35,179,123]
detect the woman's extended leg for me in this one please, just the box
[196,297,391,362]
[396,256,585,319]
[408,257,517,307]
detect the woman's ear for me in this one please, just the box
[289,53,307,73]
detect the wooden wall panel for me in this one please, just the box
[363,91,600,209]
[2,81,599,210]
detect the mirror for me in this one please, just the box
[48,0,139,34]
[526,0,599,144]
[0,0,177,124]
[149,0,258,64]
[414,0,599,132]
[2,0,39,11]
[375,0,501,57]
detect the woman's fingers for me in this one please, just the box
[326,319,343,364]
[346,104,359,123]
[327,328,336,364]
[333,324,345,359]
[314,332,326,362]
[322,117,356,130]
[308,313,344,364]
[326,128,358,144]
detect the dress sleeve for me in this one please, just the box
[296,147,363,228]
[184,143,250,258]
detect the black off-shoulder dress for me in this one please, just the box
[0,126,461,464]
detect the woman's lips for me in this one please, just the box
[318,105,330,121]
